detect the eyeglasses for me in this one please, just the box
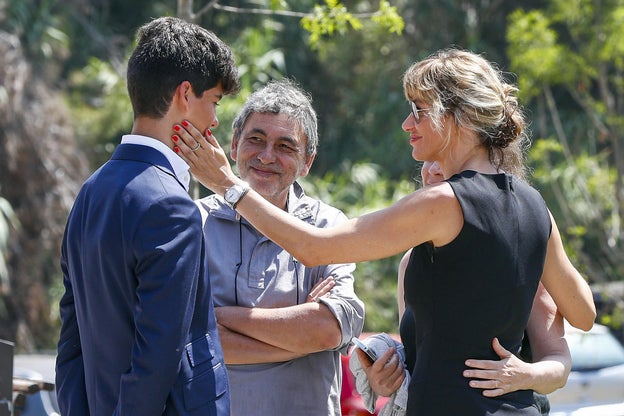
[410,101,430,124]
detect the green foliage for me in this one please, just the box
[301,0,403,49]
[66,57,133,167]
[5,0,624,347]
[370,1,405,36]
[506,9,571,99]
[229,24,287,92]
[301,0,363,48]
[601,7,624,67]
[508,0,624,285]
[529,138,618,279]
[289,7,413,176]
[269,0,289,9]
[3,0,70,79]
[508,0,624,116]
[300,163,416,332]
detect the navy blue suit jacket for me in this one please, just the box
[56,143,230,415]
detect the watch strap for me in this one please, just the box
[232,184,250,209]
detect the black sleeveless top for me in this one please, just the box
[403,171,551,415]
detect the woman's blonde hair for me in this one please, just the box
[403,48,529,179]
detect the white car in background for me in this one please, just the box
[549,323,624,416]
[11,354,59,416]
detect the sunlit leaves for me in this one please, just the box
[601,6,624,69]
[300,0,403,49]
[371,1,404,35]
[301,0,362,48]
[507,1,624,284]
[506,9,569,99]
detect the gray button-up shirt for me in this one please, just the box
[197,182,365,416]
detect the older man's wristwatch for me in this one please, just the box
[224,182,250,209]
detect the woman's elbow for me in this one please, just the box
[580,316,596,332]
[295,249,333,268]
[297,255,323,268]
[574,305,597,332]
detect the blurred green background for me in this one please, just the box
[0,0,622,352]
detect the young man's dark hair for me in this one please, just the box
[127,16,240,118]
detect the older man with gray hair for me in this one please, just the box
[195,79,365,415]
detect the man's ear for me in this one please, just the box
[174,81,193,112]
[299,153,316,177]
[230,131,239,160]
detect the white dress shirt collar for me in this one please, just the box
[121,134,191,191]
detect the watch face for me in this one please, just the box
[225,186,241,203]
[224,183,249,207]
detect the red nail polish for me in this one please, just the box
[172,135,179,142]
[174,146,179,153]
[173,125,180,131]
[182,120,189,127]
[206,129,212,136]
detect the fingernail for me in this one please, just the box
[174,146,179,153]
[206,129,212,136]
[182,120,189,127]
[174,125,181,131]
[172,135,179,142]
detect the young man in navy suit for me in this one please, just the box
[56,16,239,416]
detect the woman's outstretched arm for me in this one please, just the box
[172,121,458,266]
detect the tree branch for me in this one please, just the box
[193,1,380,20]
[543,85,603,220]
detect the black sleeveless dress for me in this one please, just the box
[400,310,551,415]
[403,171,551,415]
